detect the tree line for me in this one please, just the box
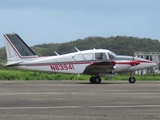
[0,36,160,62]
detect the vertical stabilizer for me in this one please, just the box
[4,33,37,65]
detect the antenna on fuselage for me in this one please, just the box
[54,51,60,56]
[74,47,80,52]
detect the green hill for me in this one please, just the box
[0,36,160,62]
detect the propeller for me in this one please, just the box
[130,56,140,66]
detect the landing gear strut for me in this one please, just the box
[90,76,101,84]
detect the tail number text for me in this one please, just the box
[50,64,74,71]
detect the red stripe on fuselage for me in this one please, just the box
[25,62,93,67]
[21,61,114,67]
[115,60,154,65]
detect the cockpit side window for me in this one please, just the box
[95,53,107,60]
[108,51,116,59]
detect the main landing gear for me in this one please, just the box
[90,76,101,84]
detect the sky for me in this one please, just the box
[0,0,160,47]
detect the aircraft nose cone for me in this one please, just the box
[134,57,157,69]
[150,62,157,67]
[144,60,157,68]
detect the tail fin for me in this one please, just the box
[4,33,37,65]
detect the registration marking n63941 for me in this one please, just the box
[50,64,74,71]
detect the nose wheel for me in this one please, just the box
[129,76,136,83]
[90,76,101,84]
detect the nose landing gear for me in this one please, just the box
[129,72,136,83]
[129,76,136,83]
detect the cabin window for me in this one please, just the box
[95,53,107,60]
[83,53,93,60]
[73,54,84,61]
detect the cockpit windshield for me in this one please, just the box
[108,50,117,59]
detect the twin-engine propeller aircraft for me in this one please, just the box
[3,33,156,83]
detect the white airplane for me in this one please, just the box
[3,33,157,83]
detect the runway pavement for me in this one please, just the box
[0,80,160,120]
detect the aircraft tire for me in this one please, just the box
[94,76,101,84]
[90,77,95,83]
[129,76,136,83]
[90,76,101,84]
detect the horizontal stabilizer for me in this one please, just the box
[5,61,22,66]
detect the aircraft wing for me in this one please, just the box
[83,60,115,74]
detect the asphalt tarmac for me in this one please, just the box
[0,80,160,120]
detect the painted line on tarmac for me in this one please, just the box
[0,106,82,109]
[0,92,160,95]
[89,105,160,108]
[0,105,160,110]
